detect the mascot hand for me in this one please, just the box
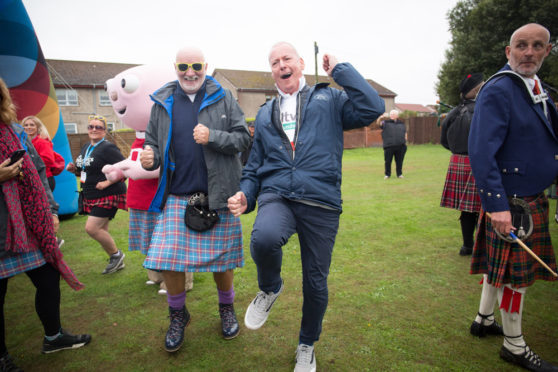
[105,158,159,180]
[102,164,125,182]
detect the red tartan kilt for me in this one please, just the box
[470,193,557,288]
[82,193,127,214]
[440,154,481,213]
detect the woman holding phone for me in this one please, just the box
[0,78,90,371]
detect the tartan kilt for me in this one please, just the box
[128,208,159,255]
[470,193,557,288]
[440,154,481,213]
[82,193,127,214]
[0,226,46,279]
[143,194,244,273]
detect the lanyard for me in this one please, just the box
[84,138,104,163]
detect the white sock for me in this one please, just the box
[498,284,527,354]
[475,274,498,325]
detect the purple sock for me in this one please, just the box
[217,285,235,305]
[167,291,186,310]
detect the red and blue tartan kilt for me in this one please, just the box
[143,194,244,273]
[440,154,481,213]
[470,194,557,288]
[0,226,46,279]
[128,208,159,255]
[82,193,127,214]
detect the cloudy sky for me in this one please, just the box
[22,0,459,105]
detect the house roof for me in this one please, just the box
[212,68,396,97]
[46,59,139,88]
[395,103,436,113]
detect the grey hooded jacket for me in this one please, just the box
[144,77,250,211]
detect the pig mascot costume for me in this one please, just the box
[103,65,193,294]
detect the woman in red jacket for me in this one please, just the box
[21,115,57,191]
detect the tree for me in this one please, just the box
[437,0,558,106]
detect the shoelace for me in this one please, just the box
[524,346,542,367]
[296,345,313,365]
[219,306,237,327]
[254,292,271,311]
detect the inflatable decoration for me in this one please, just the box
[0,0,78,215]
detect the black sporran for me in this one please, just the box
[494,197,533,242]
[184,192,219,232]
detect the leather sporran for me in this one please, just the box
[494,197,533,242]
[184,192,219,232]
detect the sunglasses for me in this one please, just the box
[175,62,205,72]
[88,125,105,131]
[88,114,107,125]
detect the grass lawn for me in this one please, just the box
[5,144,558,371]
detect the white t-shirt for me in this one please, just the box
[277,76,306,150]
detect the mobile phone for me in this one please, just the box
[8,149,26,166]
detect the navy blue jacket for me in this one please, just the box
[468,65,558,212]
[240,63,384,212]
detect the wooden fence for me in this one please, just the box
[67,116,442,160]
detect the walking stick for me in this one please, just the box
[486,212,558,277]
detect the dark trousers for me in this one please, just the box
[384,144,407,177]
[460,211,479,249]
[0,263,61,354]
[250,193,340,345]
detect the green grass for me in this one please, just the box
[5,144,558,371]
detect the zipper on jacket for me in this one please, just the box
[292,91,303,161]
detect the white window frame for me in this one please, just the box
[99,90,111,106]
[56,89,78,106]
[106,122,115,132]
[64,123,77,134]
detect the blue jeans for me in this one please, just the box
[250,193,340,345]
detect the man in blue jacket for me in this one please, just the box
[228,41,384,371]
[468,23,558,371]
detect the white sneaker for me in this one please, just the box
[145,280,156,285]
[384,175,389,179]
[294,344,316,372]
[244,281,283,330]
[158,288,167,295]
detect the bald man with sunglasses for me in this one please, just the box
[140,46,250,353]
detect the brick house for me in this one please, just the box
[47,59,138,134]
[212,68,397,119]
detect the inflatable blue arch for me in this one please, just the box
[0,0,78,215]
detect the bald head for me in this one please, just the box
[175,46,207,94]
[506,23,552,78]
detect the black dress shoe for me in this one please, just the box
[459,245,473,256]
[470,319,503,337]
[500,345,558,371]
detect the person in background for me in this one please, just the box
[21,115,58,191]
[66,115,127,275]
[140,46,250,353]
[0,77,90,372]
[468,23,558,371]
[240,120,255,166]
[440,73,484,256]
[380,109,407,179]
[228,41,384,372]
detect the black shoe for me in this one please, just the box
[459,245,473,256]
[219,303,239,340]
[165,306,190,353]
[500,345,558,371]
[470,319,503,337]
[0,352,22,372]
[42,328,91,354]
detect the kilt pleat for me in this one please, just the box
[470,194,557,287]
[143,195,243,272]
[440,154,481,213]
[128,208,159,255]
